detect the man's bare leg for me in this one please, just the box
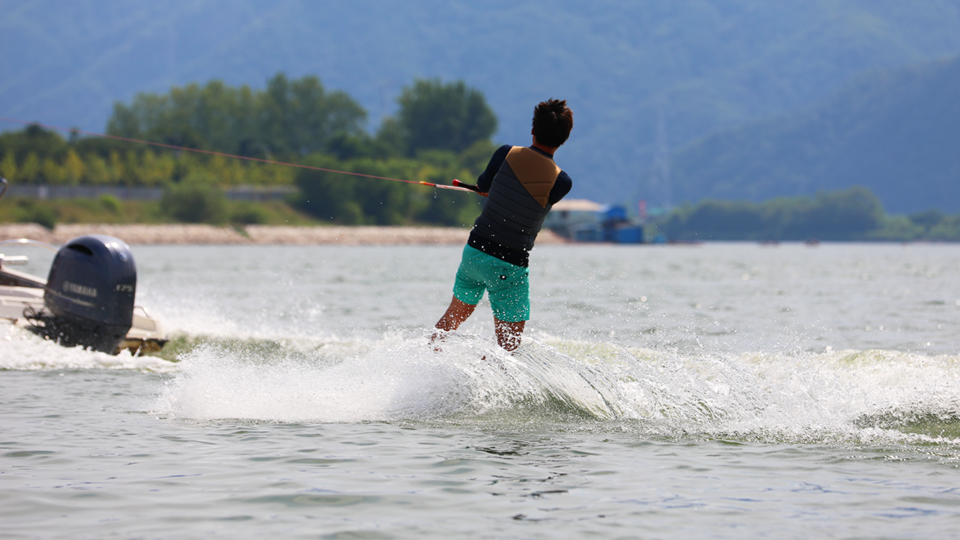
[432,296,477,345]
[433,297,525,352]
[494,318,526,352]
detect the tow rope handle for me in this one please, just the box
[451,179,483,193]
[416,179,483,194]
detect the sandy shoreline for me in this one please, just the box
[0,223,569,246]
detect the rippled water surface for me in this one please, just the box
[2,242,960,539]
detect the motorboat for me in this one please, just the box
[0,178,167,354]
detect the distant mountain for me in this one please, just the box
[671,54,960,214]
[3,0,960,203]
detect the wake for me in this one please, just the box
[4,321,960,447]
[148,331,960,448]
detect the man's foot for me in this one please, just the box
[494,318,525,351]
[429,329,448,352]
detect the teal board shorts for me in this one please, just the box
[452,245,530,322]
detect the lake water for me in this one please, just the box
[2,242,960,539]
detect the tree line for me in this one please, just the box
[0,74,496,226]
[0,126,294,187]
[652,186,960,242]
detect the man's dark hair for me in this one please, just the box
[532,98,573,148]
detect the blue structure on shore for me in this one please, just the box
[545,200,644,244]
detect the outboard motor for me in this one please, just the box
[39,235,137,353]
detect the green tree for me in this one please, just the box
[295,155,366,224]
[257,73,368,157]
[373,117,407,158]
[160,172,228,224]
[41,157,66,184]
[20,153,40,184]
[63,149,85,185]
[107,151,125,184]
[908,208,944,231]
[658,186,886,241]
[393,79,497,156]
[120,151,141,186]
[0,153,18,181]
[295,153,481,226]
[106,74,367,159]
[84,154,110,184]
[783,187,884,240]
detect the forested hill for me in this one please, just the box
[671,54,960,214]
[3,1,960,204]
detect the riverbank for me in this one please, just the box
[0,224,569,246]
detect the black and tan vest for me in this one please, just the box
[472,146,561,251]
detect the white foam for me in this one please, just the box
[149,332,958,445]
[6,316,952,445]
[0,323,176,372]
[155,335,482,422]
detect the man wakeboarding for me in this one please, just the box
[432,98,574,351]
